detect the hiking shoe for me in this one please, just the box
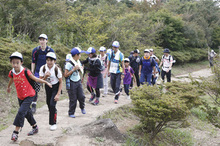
[93,99,99,105]
[31,104,36,114]
[69,115,75,118]
[114,100,118,104]
[27,126,38,136]
[127,95,130,99]
[81,109,86,114]
[11,132,18,142]
[50,124,57,131]
[89,93,96,102]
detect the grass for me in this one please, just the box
[190,107,208,121]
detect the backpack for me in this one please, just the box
[42,64,61,79]
[34,46,52,64]
[162,55,176,66]
[11,68,40,93]
[64,60,75,90]
[90,58,105,71]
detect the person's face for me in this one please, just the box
[76,54,81,60]
[124,61,129,66]
[11,58,23,72]
[144,52,150,57]
[46,58,55,68]
[39,38,48,47]
[113,46,119,52]
[88,53,93,58]
[133,53,138,57]
[150,51,153,56]
[100,51,105,56]
[164,52,169,56]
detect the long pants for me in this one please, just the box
[13,96,36,127]
[124,84,130,96]
[133,71,140,87]
[161,70,171,82]
[140,72,152,85]
[67,80,85,115]
[45,83,59,125]
[103,76,108,94]
[87,85,100,98]
[110,73,122,100]
[152,75,158,85]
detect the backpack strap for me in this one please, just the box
[10,70,13,78]
[42,65,46,74]
[55,66,58,79]
[35,46,51,63]
[24,68,31,83]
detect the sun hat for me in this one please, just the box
[38,34,48,40]
[9,51,23,61]
[163,48,170,53]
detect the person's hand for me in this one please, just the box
[47,82,52,88]
[166,69,169,73]
[153,74,157,78]
[54,95,59,101]
[45,71,51,78]
[139,72,141,76]
[74,65,80,70]
[7,87,11,93]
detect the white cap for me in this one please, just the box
[124,58,130,62]
[99,46,106,52]
[112,41,120,48]
[149,48,153,52]
[106,49,112,56]
[66,54,72,61]
[38,34,48,40]
[211,50,214,52]
[144,49,150,53]
[46,52,56,60]
[9,51,23,61]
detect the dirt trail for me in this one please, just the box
[0,91,131,146]
[0,68,217,146]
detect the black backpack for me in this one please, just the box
[11,68,40,93]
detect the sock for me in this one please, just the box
[33,125,37,129]
[13,130,19,134]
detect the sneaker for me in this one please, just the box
[81,109,86,114]
[89,93,96,102]
[31,104,36,114]
[50,124,57,131]
[93,99,99,105]
[11,132,18,142]
[114,100,118,104]
[27,126,38,136]
[127,95,130,99]
[69,115,75,118]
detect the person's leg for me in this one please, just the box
[110,73,116,93]
[167,70,171,82]
[146,73,152,85]
[130,77,133,88]
[161,70,165,82]
[67,81,78,116]
[135,71,140,87]
[77,81,86,112]
[124,84,129,96]
[31,83,40,114]
[140,73,145,85]
[93,88,100,105]
[114,73,122,100]
[103,76,108,95]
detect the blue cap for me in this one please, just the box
[84,47,96,54]
[112,41,120,48]
[163,48,170,53]
[71,47,82,55]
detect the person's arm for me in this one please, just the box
[29,73,52,88]
[159,60,163,68]
[7,78,14,93]
[104,59,111,78]
[54,78,62,101]
[139,65,142,76]
[153,66,156,78]
[31,63,35,73]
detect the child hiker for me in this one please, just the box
[7,52,52,142]
[64,47,86,118]
[123,58,135,99]
[82,47,104,105]
[39,52,62,131]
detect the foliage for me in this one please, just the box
[130,85,190,139]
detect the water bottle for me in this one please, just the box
[66,77,70,90]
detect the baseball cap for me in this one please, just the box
[99,46,106,52]
[106,49,112,56]
[38,34,48,40]
[46,52,56,60]
[149,48,153,52]
[71,47,82,56]
[163,48,170,53]
[112,41,120,48]
[124,58,130,62]
[144,49,150,53]
[134,49,140,54]
[9,51,23,61]
[84,47,96,54]
[66,54,72,61]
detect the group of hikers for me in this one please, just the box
[7,34,174,142]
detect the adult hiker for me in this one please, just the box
[208,49,217,67]
[129,49,141,87]
[139,49,156,85]
[104,41,124,104]
[98,46,108,96]
[31,34,54,114]
[82,47,103,105]
[159,48,173,82]
[150,48,160,63]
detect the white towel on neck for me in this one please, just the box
[70,57,84,75]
